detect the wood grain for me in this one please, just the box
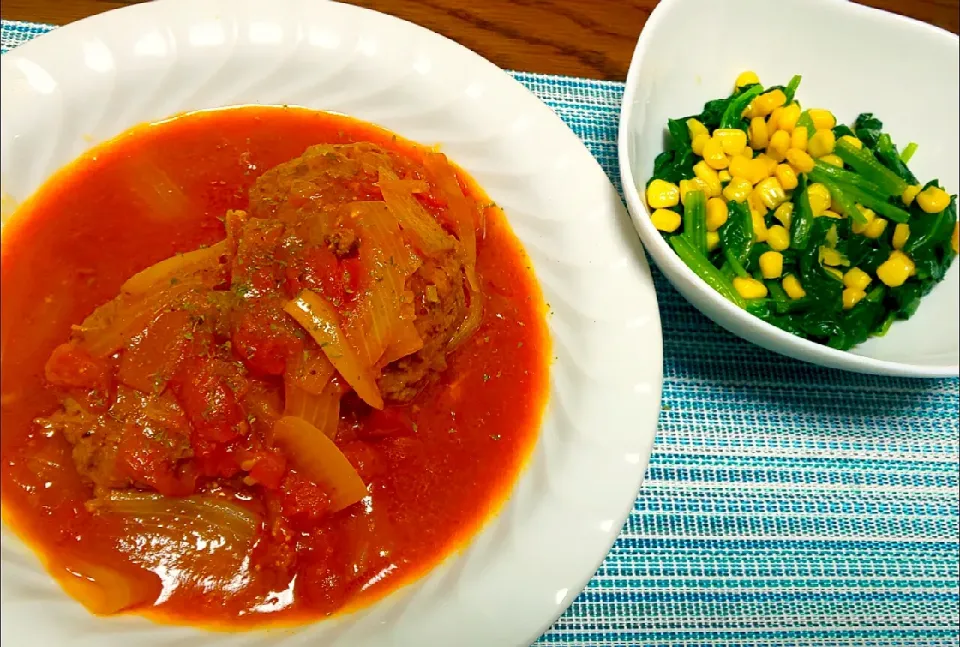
[3,0,958,80]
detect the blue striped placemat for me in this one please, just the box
[3,19,958,647]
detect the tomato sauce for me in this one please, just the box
[0,107,549,627]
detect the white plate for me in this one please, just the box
[619,0,960,377]
[0,1,662,645]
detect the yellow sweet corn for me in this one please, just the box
[892,223,910,250]
[825,223,839,248]
[785,148,814,174]
[679,178,710,205]
[749,117,769,150]
[703,137,729,170]
[808,109,836,130]
[692,133,710,156]
[729,155,752,181]
[775,164,798,191]
[706,197,729,231]
[706,230,721,251]
[767,106,784,134]
[820,247,847,266]
[750,89,787,118]
[647,179,680,209]
[745,158,772,185]
[756,153,779,175]
[820,210,843,220]
[843,267,872,291]
[825,267,844,281]
[767,129,790,162]
[723,177,753,202]
[733,276,768,299]
[779,103,801,133]
[693,161,723,197]
[743,146,755,159]
[876,250,915,287]
[902,184,922,206]
[839,135,862,149]
[917,185,950,213]
[851,206,876,234]
[782,274,806,299]
[651,208,681,232]
[714,128,748,156]
[735,70,760,89]
[820,154,844,168]
[808,129,836,158]
[751,205,769,242]
[759,251,784,279]
[864,217,888,239]
[842,288,867,310]
[767,224,790,251]
[687,118,709,141]
[718,170,732,183]
[755,177,787,209]
[774,202,794,229]
[807,183,832,216]
[790,127,808,152]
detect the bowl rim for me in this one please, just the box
[617,0,960,379]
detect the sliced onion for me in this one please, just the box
[378,168,456,256]
[272,416,367,512]
[284,377,340,436]
[379,318,423,366]
[423,153,480,292]
[283,289,384,410]
[58,559,160,616]
[447,288,484,350]
[286,349,336,396]
[120,241,226,297]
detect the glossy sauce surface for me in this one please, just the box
[0,107,548,627]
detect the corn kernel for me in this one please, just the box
[807,183,832,216]
[782,274,806,299]
[714,128,748,156]
[692,133,710,156]
[735,70,760,89]
[755,90,787,117]
[790,127,808,152]
[745,158,772,185]
[864,217,888,239]
[751,205,769,242]
[779,103,801,133]
[767,225,790,251]
[843,267,872,291]
[647,179,680,209]
[825,223,839,249]
[842,287,867,310]
[851,206,876,234]
[748,116,768,150]
[749,190,769,217]
[759,251,784,279]
[687,118,709,142]
[773,202,794,229]
[767,129,790,162]
[840,135,862,149]
[774,164,798,191]
[820,154,844,168]
[679,178,710,205]
[755,177,787,209]
[808,109,836,130]
[917,185,951,213]
[876,250,915,287]
[693,161,723,197]
[703,137,729,170]
[733,276,768,299]
[756,153,778,175]
[705,197,729,231]
[729,155,752,181]
[819,209,843,219]
[786,148,814,174]
[650,208,681,232]
[767,107,783,134]
[901,184,922,206]
[825,267,844,280]
[808,129,836,158]
[719,170,732,183]
[743,147,754,159]
[892,223,910,250]
[723,177,753,202]
[706,230,721,252]
[820,247,847,266]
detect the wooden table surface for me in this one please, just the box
[3,0,959,80]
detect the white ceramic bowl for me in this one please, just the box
[1,1,663,645]
[619,0,960,377]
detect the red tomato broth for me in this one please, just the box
[0,106,549,627]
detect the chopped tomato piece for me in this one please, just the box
[117,423,195,496]
[231,301,303,376]
[241,449,287,490]
[361,407,415,439]
[280,471,332,530]
[171,357,246,444]
[44,342,112,395]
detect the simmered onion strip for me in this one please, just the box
[287,350,336,396]
[58,559,161,616]
[423,153,480,292]
[120,241,226,297]
[284,289,384,410]
[379,318,423,366]
[284,377,341,436]
[378,168,456,256]
[272,416,367,512]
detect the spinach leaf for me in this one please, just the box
[853,112,884,149]
[720,85,764,130]
[718,201,753,275]
[790,175,816,249]
[875,133,919,185]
